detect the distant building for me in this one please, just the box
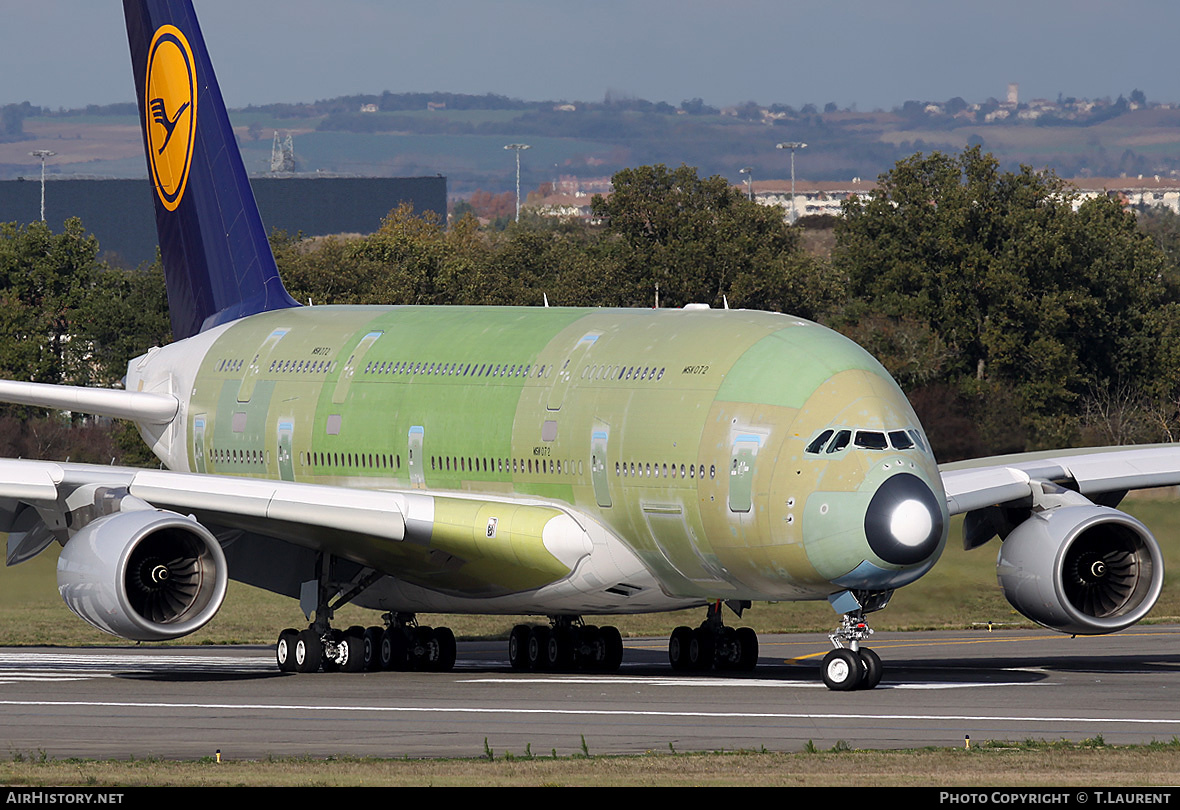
[0,175,447,266]
[748,179,879,219]
[1072,176,1180,214]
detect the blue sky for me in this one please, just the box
[3,1,1178,111]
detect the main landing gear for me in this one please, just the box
[507,617,624,672]
[276,614,457,674]
[273,552,457,674]
[668,601,759,673]
[820,612,882,691]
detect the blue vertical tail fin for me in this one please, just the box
[124,0,298,340]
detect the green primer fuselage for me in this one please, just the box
[178,304,946,606]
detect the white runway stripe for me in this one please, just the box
[0,698,1176,727]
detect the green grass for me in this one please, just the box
[2,739,1179,786]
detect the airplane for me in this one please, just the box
[0,0,1175,692]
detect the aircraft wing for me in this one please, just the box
[940,444,1180,516]
[0,458,612,641]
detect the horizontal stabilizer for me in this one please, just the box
[0,380,178,425]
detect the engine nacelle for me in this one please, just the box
[997,504,1163,635]
[57,509,227,641]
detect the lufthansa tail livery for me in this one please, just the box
[125,0,297,341]
[0,0,1174,690]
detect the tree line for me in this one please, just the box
[3,147,1180,464]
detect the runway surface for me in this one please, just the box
[1,626,1178,759]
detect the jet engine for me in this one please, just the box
[996,504,1163,635]
[57,509,227,641]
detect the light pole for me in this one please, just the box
[29,150,56,222]
[776,142,807,224]
[739,166,754,201]
[504,143,530,222]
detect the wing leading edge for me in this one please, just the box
[940,444,1180,515]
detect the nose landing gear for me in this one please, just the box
[822,613,882,691]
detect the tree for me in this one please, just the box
[834,146,1169,451]
[591,164,838,317]
[0,218,170,466]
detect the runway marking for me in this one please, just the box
[0,674,113,684]
[0,652,272,668]
[458,675,1041,690]
[0,652,273,682]
[0,698,1174,727]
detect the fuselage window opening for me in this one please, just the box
[806,429,835,454]
[907,429,928,453]
[854,431,888,450]
[827,429,852,453]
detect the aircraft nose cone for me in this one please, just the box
[863,473,944,565]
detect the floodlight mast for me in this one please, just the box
[29,150,56,222]
[775,142,807,224]
[504,144,531,222]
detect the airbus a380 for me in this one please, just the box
[0,0,1176,691]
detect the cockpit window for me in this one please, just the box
[907,429,928,453]
[854,431,888,450]
[826,429,852,453]
[805,429,834,455]
[806,425,927,455]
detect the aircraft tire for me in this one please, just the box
[736,627,759,672]
[857,647,883,690]
[381,626,409,671]
[432,626,457,672]
[276,628,298,672]
[600,626,623,672]
[821,649,863,691]
[295,629,323,674]
[340,630,365,673]
[668,626,693,671]
[527,626,551,671]
[362,626,384,671]
[508,625,530,670]
[688,627,714,671]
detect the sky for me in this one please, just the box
[3,1,1180,112]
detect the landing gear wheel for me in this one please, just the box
[340,629,365,673]
[362,626,383,672]
[821,648,863,691]
[600,626,623,672]
[430,626,457,672]
[295,629,323,674]
[688,627,714,671]
[412,626,436,671]
[669,626,693,671]
[714,627,738,671]
[276,628,298,672]
[578,625,603,670]
[380,626,408,671]
[527,626,551,671]
[546,627,572,671]
[508,625,530,670]
[735,627,758,672]
[857,647,883,690]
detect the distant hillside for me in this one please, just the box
[4,91,1179,194]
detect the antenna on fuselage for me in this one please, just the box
[543,293,550,307]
